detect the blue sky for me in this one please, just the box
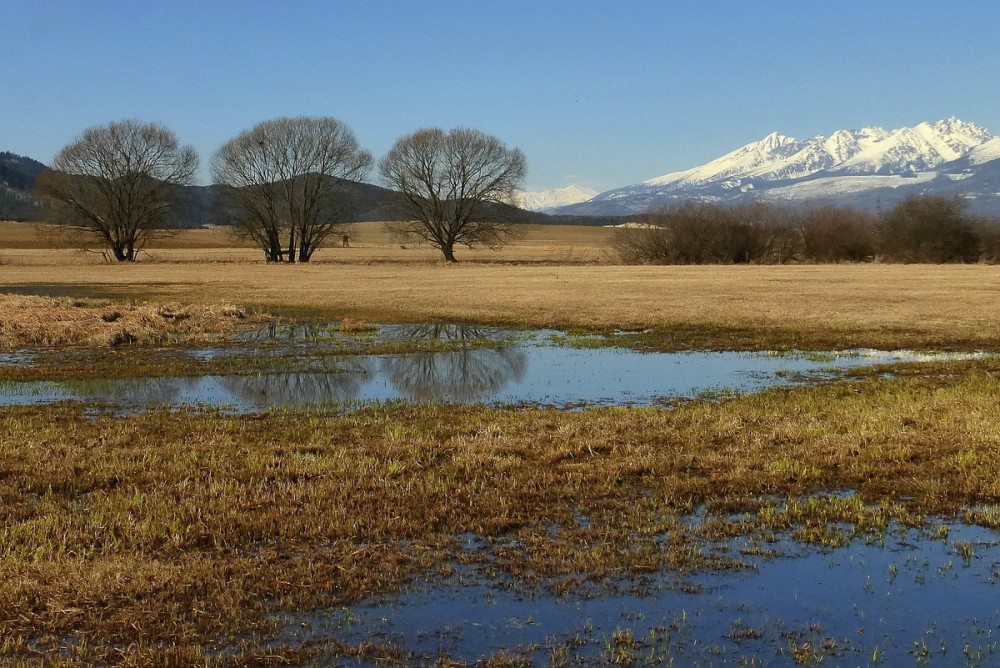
[4,1,999,191]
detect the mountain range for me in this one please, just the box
[518,184,597,212]
[8,118,1000,225]
[554,118,1000,216]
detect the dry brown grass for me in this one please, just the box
[0,294,251,347]
[5,220,1000,349]
[2,260,1000,349]
[0,220,613,263]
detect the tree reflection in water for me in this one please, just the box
[239,322,338,341]
[218,358,375,410]
[381,325,527,402]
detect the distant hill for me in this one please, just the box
[0,152,49,220]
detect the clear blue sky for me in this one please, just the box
[4,1,999,192]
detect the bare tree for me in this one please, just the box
[35,120,197,261]
[212,117,372,263]
[379,127,527,262]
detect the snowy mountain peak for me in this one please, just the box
[751,131,797,150]
[922,116,991,142]
[518,184,598,212]
[641,118,993,188]
[552,118,1000,218]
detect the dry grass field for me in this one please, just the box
[3,221,1000,349]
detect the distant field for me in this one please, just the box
[3,219,1000,349]
[0,220,615,264]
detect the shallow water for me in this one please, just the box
[277,523,1000,666]
[0,324,989,412]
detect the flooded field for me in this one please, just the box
[279,521,1000,666]
[0,323,987,412]
[3,315,1000,665]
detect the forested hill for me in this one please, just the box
[0,152,48,220]
[0,152,47,190]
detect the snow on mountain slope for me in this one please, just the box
[518,184,597,211]
[553,118,1000,217]
[643,118,992,187]
[963,137,1000,165]
[834,118,991,175]
[644,132,803,186]
[765,172,939,199]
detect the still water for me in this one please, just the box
[0,324,986,412]
[283,522,1000,666]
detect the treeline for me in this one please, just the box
[611,196,1000,264]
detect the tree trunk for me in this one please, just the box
[442,244,458,263]
[286,228,297,263]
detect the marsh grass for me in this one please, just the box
[3,365,1000,664]
[0,294,252,348]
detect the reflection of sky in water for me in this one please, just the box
[284,523,1000,666]
[0,325,992,412]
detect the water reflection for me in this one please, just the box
[238,322,345,341]
[218,358,375,409]
[379,325,526,402]
[3,322,992,413]
[388,324,502,346]
[382,349,527,402]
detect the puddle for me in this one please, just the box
[274,523,1000,665]
[0,352,34,366]
[0,324,991,412]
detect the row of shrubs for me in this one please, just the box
[610,196,1000,264]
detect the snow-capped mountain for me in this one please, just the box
[554,118,1000,216]
[518,184,598,212]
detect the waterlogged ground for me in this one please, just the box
[0,322,989,411]
[278,522,1000,666]
[4,317,1000,665]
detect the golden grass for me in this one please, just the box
[0,220,614,262]
[2,367,1000,664]
[6,220,1000,350]
[0,294,251,347]
[2,259,1000,349]
[0,221,250,250]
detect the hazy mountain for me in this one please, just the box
[518,184,598,212]
[555,118,1000,216]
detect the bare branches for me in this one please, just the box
[379,127,526,262]
[211,117,372,263]
[35,120,198,262]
